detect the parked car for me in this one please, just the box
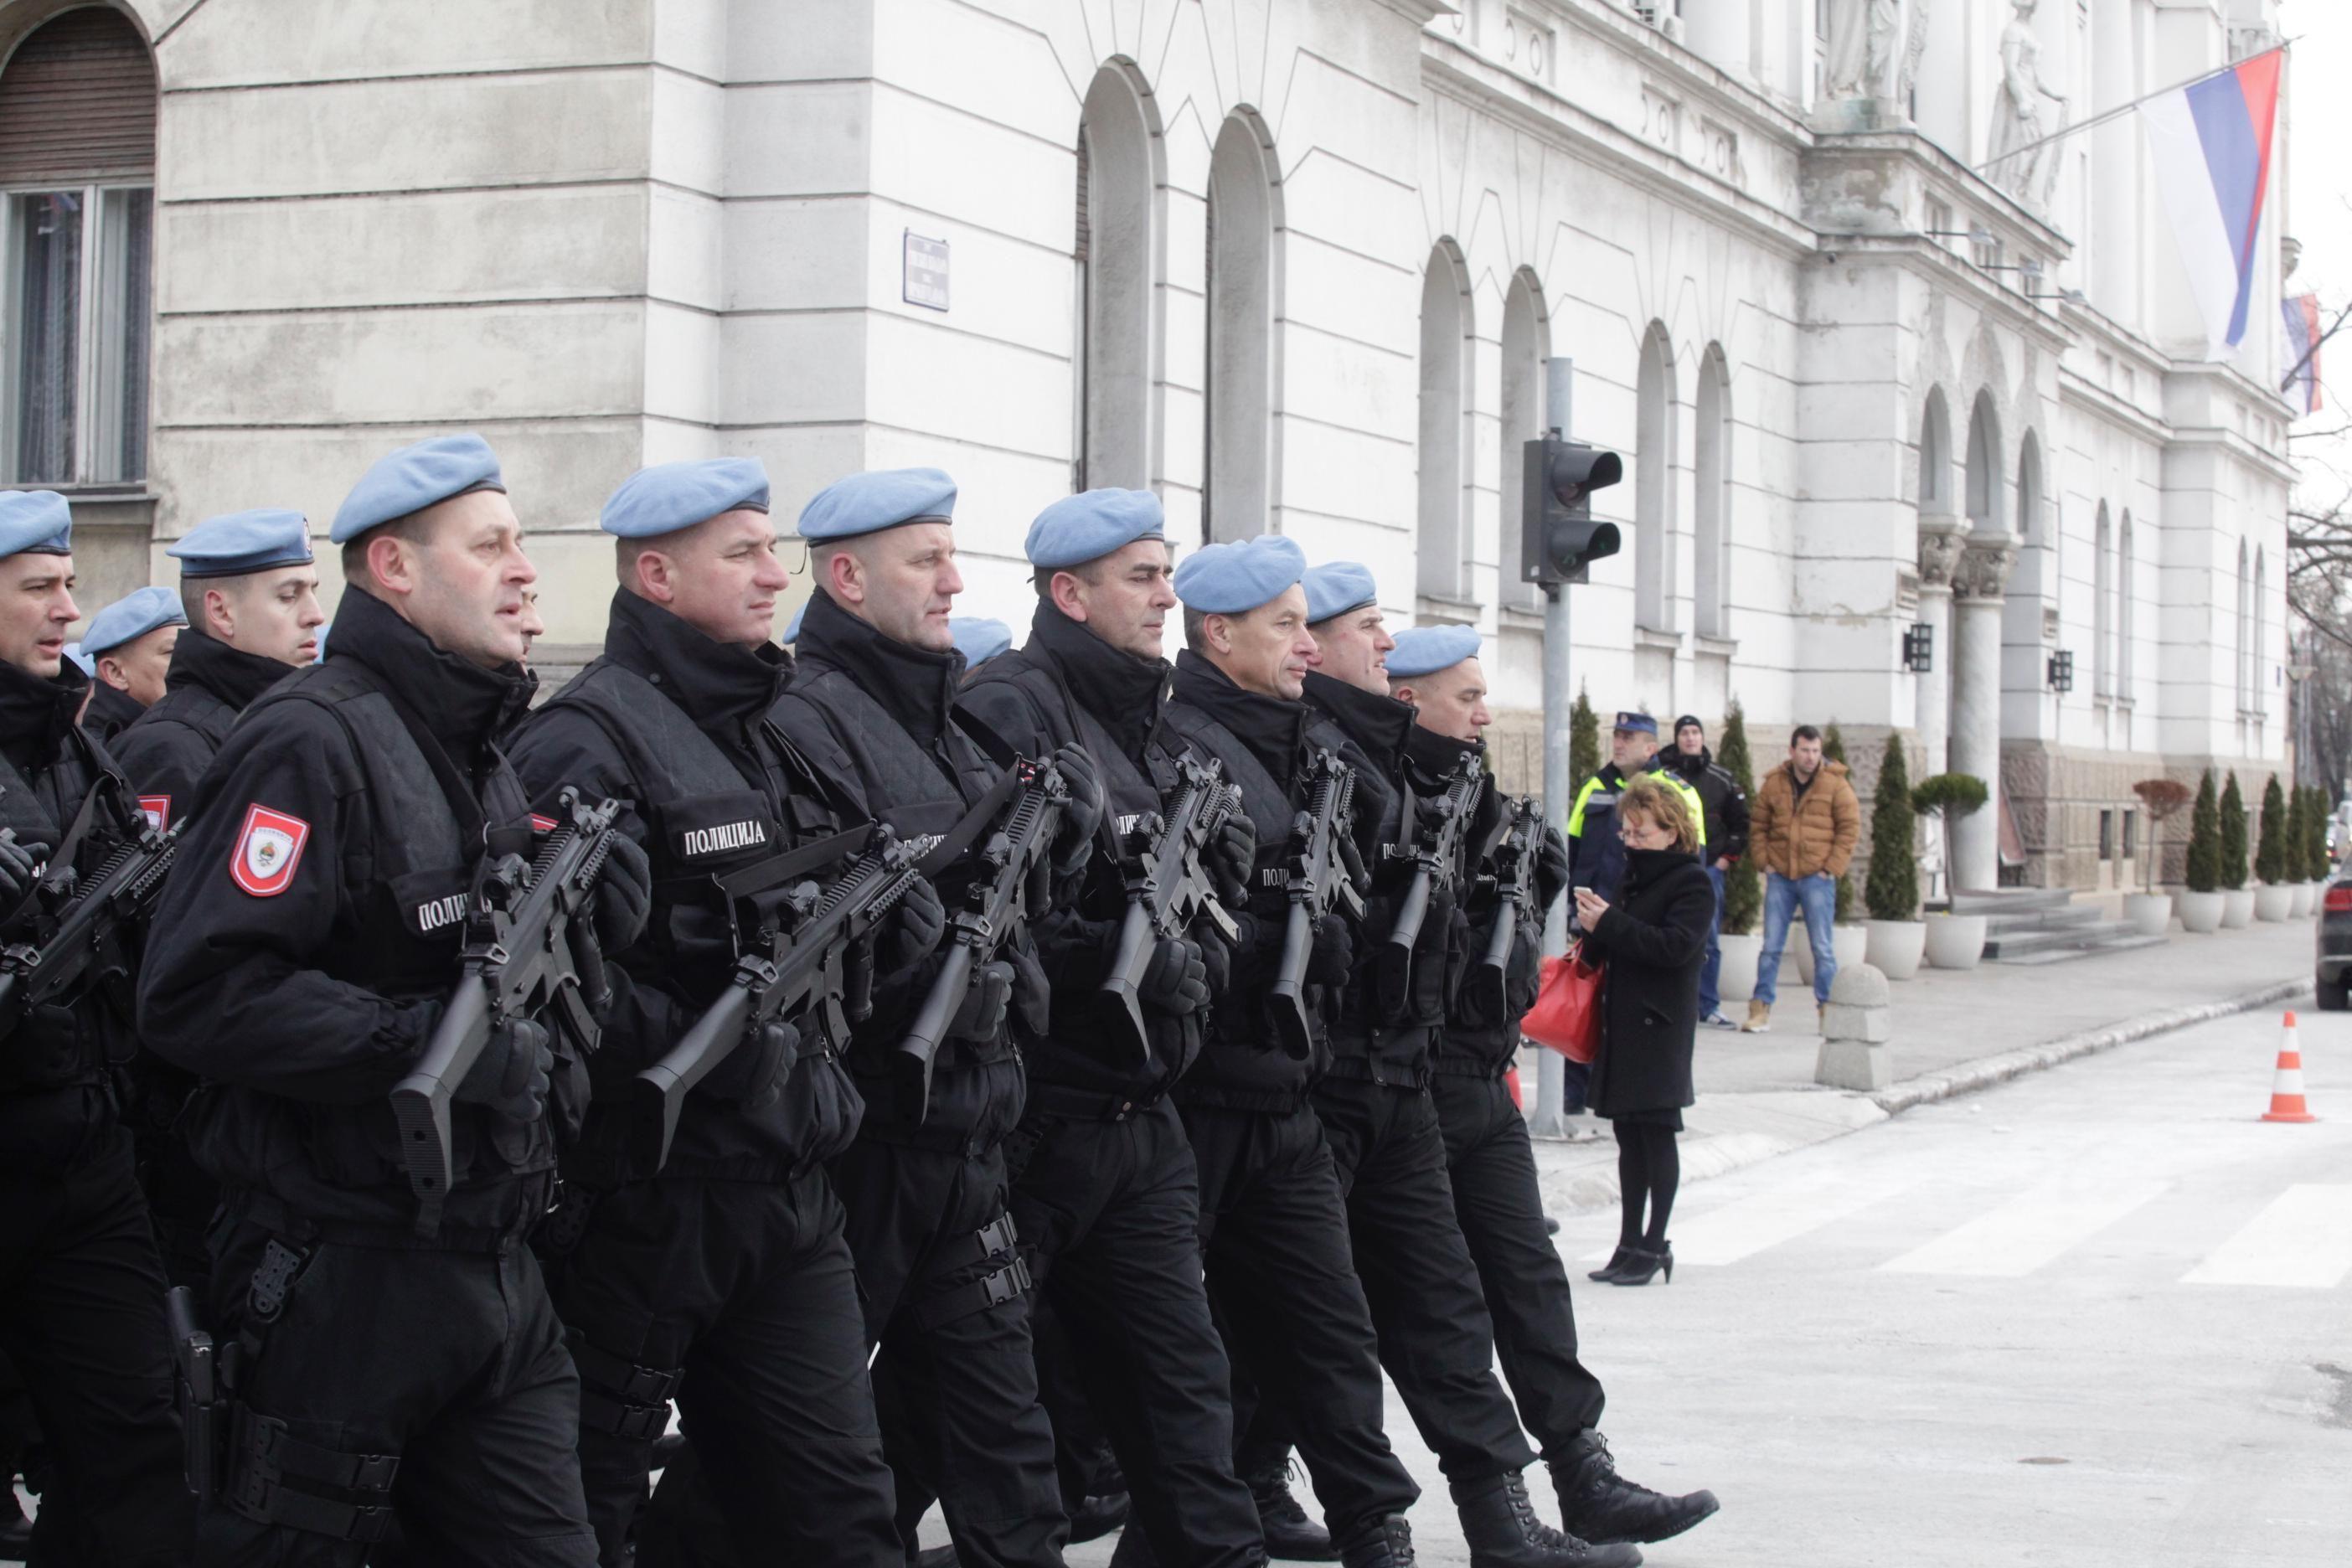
[2318,873,2352,1011]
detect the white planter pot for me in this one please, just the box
[1715,932,1762,1003]
[2255,884,2295,922]
[1865,919,1927,980]
[2292,881,2318,918]
[2220,889,2257,929]
[2123,893,2173,938]
[1793,924,1869,986]
[2178,890,2226,933]
[1923,913,1988,970]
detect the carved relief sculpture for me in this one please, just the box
[1953,534,2019,601]
[1917,517,1968,591]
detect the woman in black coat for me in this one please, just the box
[1571,774,1715,1287]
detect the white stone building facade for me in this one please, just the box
[0,0,2296,895]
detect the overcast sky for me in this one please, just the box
[2286,0,2347,496]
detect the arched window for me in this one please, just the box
[2117,513,2135,703]
[2236,539,2251,711]
[1075,66,1158,493]
[1919,389,1952,512]
[1414,242,1469,600]
[0,6,155,485]
[1203,113,1276,543]
[1693,344,1731,639]
[1497,269,1547,610]
[2092,503,2112,699]
[2254,547,2267,716]
[1963,392,2001,534]
[1634,323,1675,630]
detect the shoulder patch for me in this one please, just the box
[138,795,170,833]
[230,804,311,897]
[529,812,557,833]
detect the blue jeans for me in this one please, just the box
[1756,871,1838,1006]
[1697,864,1727,1017]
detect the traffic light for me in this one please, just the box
[1520,437,1623,585]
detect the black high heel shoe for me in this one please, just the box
[1587,1246,1635,1282]
[1610,1244,1674,1286]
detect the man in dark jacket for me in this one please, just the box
[139,435,652,1566]
[764,467,1101,1568]
[1392,628,1719,1553]
[1665,717,1748,1030]
[505,459,912,1565]
[0,490,191,1566]
[956,487,1263,1568]
[1160,536,1422,1568]
[75,586,185,742]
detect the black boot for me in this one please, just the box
[1337,1515,1416,1568]
[1071,1490,1132,1545]
[1550,1431,1719,1545]
[1452,1472,1641,1568]
[911,1549,958,1568]
[1251,1464,1338,1560]
[0,1488,28,1563]
[1108,1522,1158,1568]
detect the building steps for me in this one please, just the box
[1937,888,2169,965]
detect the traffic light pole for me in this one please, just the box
[1530,357,1575,1139]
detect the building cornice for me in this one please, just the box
[1533,0,1814,149]
[1810,234,2073,353]
[2055,369,2174,446]
[1371,0,1459,26]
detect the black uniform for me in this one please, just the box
[1158,649,1420,1553]
[506,589,900,1568]
[137,586,599,1567]
[80,679,144,743]
[767,589,1063,1568]
[957,602,1261,1568]
[1233,674,1535,1493]
[0,656,191,1566]
[112,626,299,1287]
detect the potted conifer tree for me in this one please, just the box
[1913,772,1990,967]
[1712,701,1765,1003]
[2255,776,2295,921]
[2283,785,2313,916]
[2179,770,2226,933]
[2219,771,2255,928]
[2127,778,2190,936]
[1863,732,1926,978]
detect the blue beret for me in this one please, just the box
[62,642,92,677]
[602,457,771,539]
[0,490,72,557]
[330,433,505,544]
[1612,711,1658,735]
[797,467,957,542]
[169,508,315,578]
[1302,561,1379,625]
[782,601,806,644]
[949,616,1012,668]
[1386,624,1482,679]
[82,585,187,656]
[1173,535,1305,615]
[1025,488,1164,570]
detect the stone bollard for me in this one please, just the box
[1815,962,1894,1091]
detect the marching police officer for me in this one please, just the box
[1155,536,1421,1568]
[138,434,651,1565]
[76,585,186,741]
[0,490,191,1565]
[1386,627,1719,1552]
[1241,564,1629,1568]
[112,508,326,1287]
[955,489,1264,1568]
[770,467,1099,1568]
[503,458,909,1566]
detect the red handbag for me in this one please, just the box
[1520,944,1605,1065]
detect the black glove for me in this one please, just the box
[1206,816,1256,905]
[1008,947,1051,1039]
[1307,914,1354,987]
[1140,936,1210,1017]
[1194,922,1232,1000]
[889,878,946,973]
[699,1019,798,1111]
[949,960,1014,1042]
[1051,744,1105,877]
[593,833,653,952]
[0,833,34,905]
[1533,826,1571,916]
[455,1018,554,1123]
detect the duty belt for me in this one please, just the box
[1024,1081,1164,1123]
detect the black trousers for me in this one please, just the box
[199,1207,597,1567]
[1008,1099,1261,1568]
[0,1132,190,1568]
[546,1169,900,1567]
[1431,1071,1607,1448]
[1235,1077,1534,1489]
[1184,1100,1418,1546]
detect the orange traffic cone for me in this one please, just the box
[2262,1012,2318,1123]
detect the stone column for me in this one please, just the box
[1915,513,1967,776]
[1949,532,2018,892]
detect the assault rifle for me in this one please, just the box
[1097,756,1242,1060]
[390,790,623,1233]
[1468,796,1541,1023]
[629,823,932,1172]
[1376,750,1486,1012]
[1268,749,1366,1059]
[0,811,181,1036]
[896,755,1070,1118]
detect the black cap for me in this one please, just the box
[1674,714,1705,735]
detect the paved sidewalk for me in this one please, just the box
[1527,916,2315,1214]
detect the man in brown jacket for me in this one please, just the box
[1742,725,1859,1031]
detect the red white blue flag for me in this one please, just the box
[2282,291,2323,415]
[2143,49,2283,358]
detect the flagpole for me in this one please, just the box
[1973,39,2294,175]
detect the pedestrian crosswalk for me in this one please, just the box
[2179,1184,2352,1288]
